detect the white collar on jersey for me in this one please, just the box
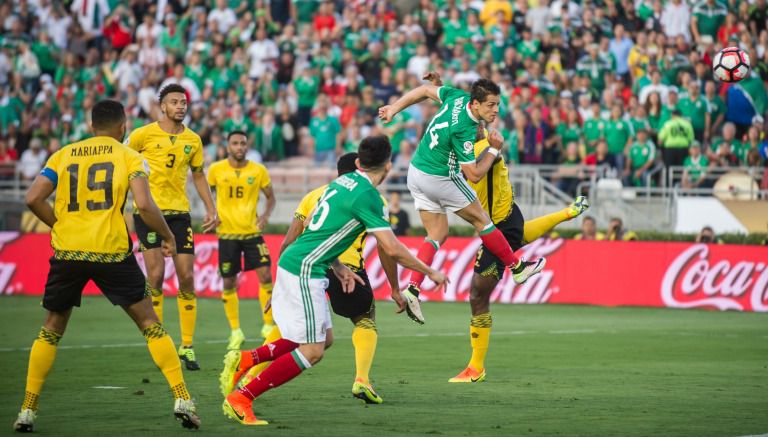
[465,102,479,123]
[355,169,373,184]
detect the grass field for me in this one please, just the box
[0,295,766,436]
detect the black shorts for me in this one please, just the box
[43,254,147,312]
[134,213,194,254]
[325,267,373,319]
[474,203,525,280]
[218,236,271,278]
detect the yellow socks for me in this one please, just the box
[222,288,240,330]
[143,322,190,400]
[22,327,61,411]
[352,318,378,384]
[523,209,572,243]
[259,282,274,326]
[177,289,197,346]
[148,284,164,323]
[468,313,492,371]
[246,324,283,379]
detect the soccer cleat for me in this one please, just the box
[511,258,547,284]
[448,366,487,383]
[227,328,246,350]
[260,323,275,339]
[222,391,268,425]
[566,196,590,219]
[173,398,201,430]
[352,379,383,404]
[402,284,425,325]
[13,409,35,433]
[220,350,251,397]
[178,346,201,371]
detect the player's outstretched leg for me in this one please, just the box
[238,325,283,388]
[176,287,200,371]
[223,346,316,426]
[219,336,298,396]
[351,315,382,404]
[14,319,65,433]
[523,196,590,243]
[404,211,448,324]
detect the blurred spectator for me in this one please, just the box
[605,104,632,171]
[691,0,728,45]
[626,129,658,187]
[555,141,582,196]
[70,0,110,42]
[208,0,237,35]
[677,82,710,143]
[703,80,725,136]
[574,216,605,240]
[708,122,741,162]
[253,109,284,161]
[682,142,710,189]
[309,97,341,166]
[609,24,634,83]
[0,138,18,180]
[18,137,47,181]
[584,139,618,170]
[658,110,694,167]
[695,226,723,244]
[662,0,692,42]
[388,191,411,236]
[711,140,740,167]
[606,217,638,241]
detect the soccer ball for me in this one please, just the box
[712,47,751,83]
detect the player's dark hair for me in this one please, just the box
[158,83,187,102]
[337,152,358,176]
[227,130,248,141]
[358,135,392,170]
[470,78,501,104]
[91,99,126,130]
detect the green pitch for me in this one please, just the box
[0,296,765,436]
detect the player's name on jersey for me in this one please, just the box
[336,174,359,191]
[70,144,114,157]
[451,95,466,126]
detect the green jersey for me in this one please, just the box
[279,171,391,278]
[629,140,656,170]
[411,86,479,177]
[605,119,632,155]
[583,118,605,145]
[692,0,728,38]
[678,96,710,131]
[684,155,709,182]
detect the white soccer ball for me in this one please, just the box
[712,47,751,83]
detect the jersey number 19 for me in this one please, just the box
[66,162,114,212]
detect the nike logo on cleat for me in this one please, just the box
[232,407,245,421]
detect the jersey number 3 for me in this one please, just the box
[66,162,114,212]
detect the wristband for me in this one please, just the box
[487,148,499,157]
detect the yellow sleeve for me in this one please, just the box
[124,126,145,152]
[294,186,325,221]
[258,164,271,188]
[190,136,204,171]
[206,163,217,187]
[126,148,149,180]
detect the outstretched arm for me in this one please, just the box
[378,84,442,123]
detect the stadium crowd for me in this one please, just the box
[0,0,767,192]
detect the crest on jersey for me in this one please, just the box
[247,176,255,185]
[184,145,192,154]
[463,141,473,153]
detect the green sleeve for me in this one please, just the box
[353,189,391,232]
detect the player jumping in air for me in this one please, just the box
[14,100,200,432]
[125,84,219,370]
[378,75,544,324]
[207,130,277,349]
[228,152,403,405]
[219,136,448,425]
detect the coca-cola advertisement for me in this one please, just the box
[0,231,766,312]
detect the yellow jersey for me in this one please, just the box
[40,136,149,262]
[294,185,387,271]
[207,159,271,239]
[467,137,515,224]
[125,122,204,213]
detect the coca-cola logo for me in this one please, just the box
[134,239,224,293]
[661,244,768,312]
[363,236,565,304]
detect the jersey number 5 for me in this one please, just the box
[308,189,338,231]
[66,162,114,212]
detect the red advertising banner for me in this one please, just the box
[0,232,766,312]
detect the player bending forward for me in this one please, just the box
[379,75,544,324]
[208,130,277,349]
[219,135,448,425]
[225,152,404,405]
[450,126,589,383]
[14,100,199,432]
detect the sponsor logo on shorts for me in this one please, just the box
[147,232,157,244]
[222,262,231,274]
